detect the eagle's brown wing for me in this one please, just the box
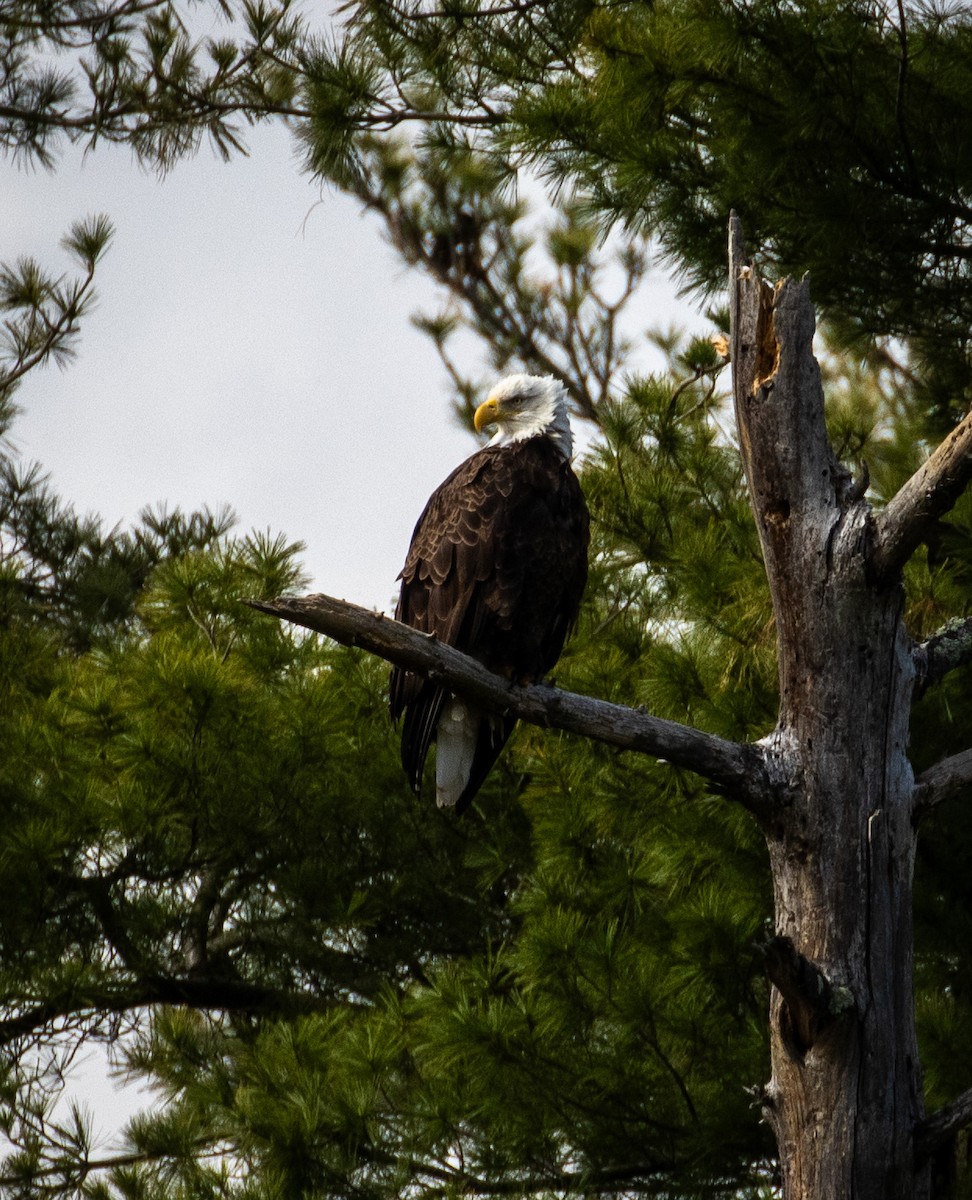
[390,438,588,808]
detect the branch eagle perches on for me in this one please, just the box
[246,594,775,817]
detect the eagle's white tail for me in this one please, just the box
[435,698,478,808]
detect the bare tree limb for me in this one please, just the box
[870,407,972,583]
[760,935,854,1057]
[245,593,775,816]
[915,1085,972,1164]
[913,747,972,815]
[913,615,972,698]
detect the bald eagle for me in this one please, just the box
[390,374,590,813]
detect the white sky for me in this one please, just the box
[7,125,476,611]
[6,123,698,612]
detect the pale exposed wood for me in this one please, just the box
[246,593,772,812]
[871,406,972,583]
[730,215,860,725]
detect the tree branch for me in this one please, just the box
[913,615,972,698]
[0,976,320,1047]
[912,747,972,815]
[0,1001,64,1047]
[0,255,99,403]
[870,407,972,583]
[761,935,854,1056]
[245,593,775,816]
[915,1085,972,1164]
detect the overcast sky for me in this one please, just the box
[7,121,699,613]
[8,125,479,611]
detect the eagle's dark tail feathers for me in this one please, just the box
[399,684,446,795]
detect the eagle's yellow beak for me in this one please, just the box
[473,396,500,433]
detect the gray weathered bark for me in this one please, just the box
[729,215,925,1199]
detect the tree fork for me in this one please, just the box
[729,214,928,1200]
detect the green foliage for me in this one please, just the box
[0,456,236,650]
[0,215,113,416]
[586,0,969,313]
[0,1,304,168]
[327,129,649,422]
[5,1,972,1196]
[9,0,972,399]
[308,0,972,409]
[0,312,788,1197]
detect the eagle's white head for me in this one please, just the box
[473,374,572,458]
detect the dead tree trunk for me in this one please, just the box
[729,218,927,1199]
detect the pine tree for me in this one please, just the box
[4,2,972,1198]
